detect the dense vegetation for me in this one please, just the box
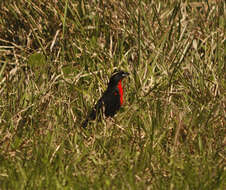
[0,0,225,189]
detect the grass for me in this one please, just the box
[0,0,225,189]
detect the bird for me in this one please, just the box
[82,70,129,128]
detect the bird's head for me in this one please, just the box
[108,70,129,87]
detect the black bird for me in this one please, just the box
[82,70,129,128]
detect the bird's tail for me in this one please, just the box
[82,119,89,128]
[82,99,103,129]
[81,108,98,128]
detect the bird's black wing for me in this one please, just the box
[103,88,121,117]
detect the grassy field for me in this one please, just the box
[0,0,225,189]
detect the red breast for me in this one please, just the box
[117,80,123,105]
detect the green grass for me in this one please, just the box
[0,0,225,189]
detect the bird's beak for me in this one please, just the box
[122,72,129,77]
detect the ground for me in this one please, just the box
[0,1,225,189]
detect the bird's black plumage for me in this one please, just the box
[82,70,129,128]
